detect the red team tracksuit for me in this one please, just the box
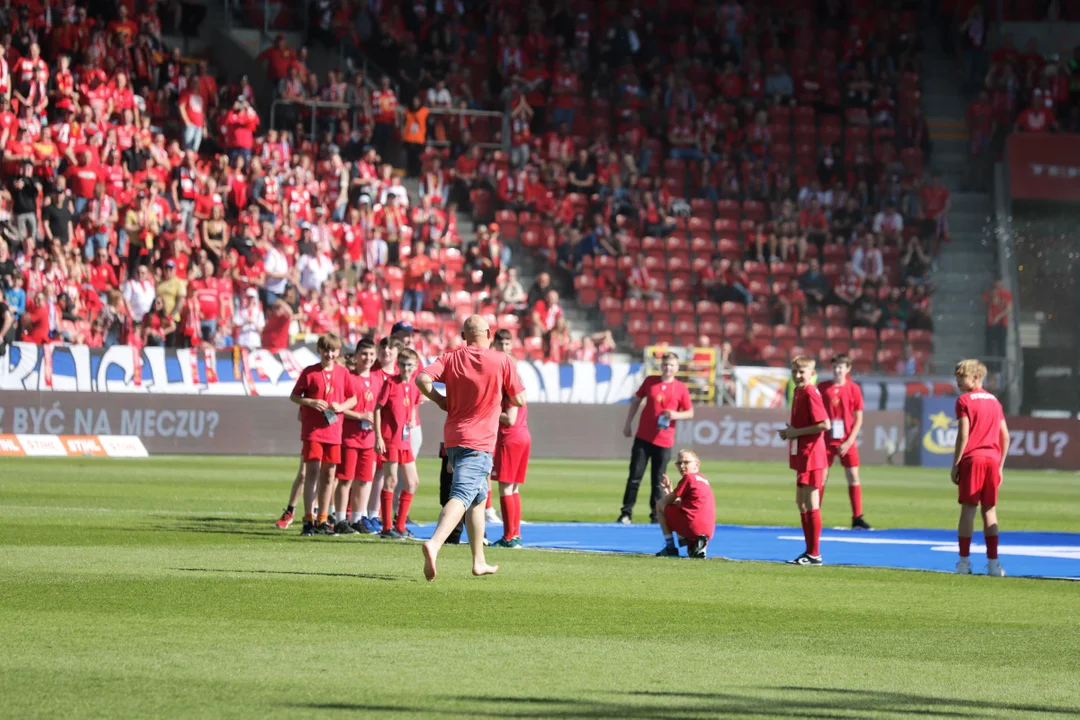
[663,472,717,542]
[790,384,828,557]
[294,362,356,465]
[376,375,421,533]
[336,369,385,485]
[491,399,531,540]
[818,379,864,516]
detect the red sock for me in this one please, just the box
[380,490,394,530]
[808,509,822,557]
[486,491,493,510]
[800,512,810,549]
[985,534,999,560]
[959,536,972,557]
[849,484,863,518]
[511,493,522,538]
[499,495,512,540]
[395,492,413,533]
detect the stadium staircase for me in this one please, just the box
[920,40,995,371]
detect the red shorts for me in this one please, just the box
[796,468,826,489]
[663,504,714,541]
[302,439,341,465]
[338,446,378,483]
[492,435,531,485]
[825,443,860,468]
[381,447,415,465]
[957,456,1001,506]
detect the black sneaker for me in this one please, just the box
[400,528,418,541]
[334,521,358,535]
[351,520,372,534]
[314,522,337,536]
[300,522,315,537]
[616,513,632,525]
[852,515,873,530]
[380,528,404,540]
[656,546,680,557]
[688,535,709,559]
[787,552,823,566]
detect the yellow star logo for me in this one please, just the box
[929,412,953,430]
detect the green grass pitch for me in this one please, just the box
[1,456,1079,719]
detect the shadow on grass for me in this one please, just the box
[296,686,1080,718]
[174,567,408,582]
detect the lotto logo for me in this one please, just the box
[0,435,24,456]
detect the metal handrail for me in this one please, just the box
[993,161,1023,415]
[269,98,508,147]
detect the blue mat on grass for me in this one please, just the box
[416,523,1080,580]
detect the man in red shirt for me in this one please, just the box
[818,354,872,530]
[258,35,296,85]
[655,450,716,559]
[489,329,532,548]
[337,340,384,534]
[779,355,830,565]
[374,348,423,539]
[982,279,1012,362]
[921,171,951,249]
[416,315,526,581]
[952,359,1010,577]
[618,353,695,524]
[88,246,119,297]
[289,333,357,536]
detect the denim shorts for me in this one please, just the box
[446,446,493,508]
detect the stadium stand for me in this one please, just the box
[0,0,953,376]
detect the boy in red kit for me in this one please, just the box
[818,354,873,530]
[618,353,695,524]
[655,450,716,559]
[374,348,422,540]
[336,339,384,534]
[779,356,831,565]
[364,337,402,531]
[952,359,1010,577]
[489,329,531,549]
[290,333,357,536]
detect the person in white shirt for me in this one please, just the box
[872,203,904,244]
[232,288,265,349]
[850,235,884,281]
[121,264,157,321]
[262,236,290,304]
[295,242,334,294]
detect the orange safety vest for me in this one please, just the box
[402,107,429,145]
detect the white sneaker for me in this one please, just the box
[485,508,502,524]
[987,559,1006,577]
[955,558,973,575]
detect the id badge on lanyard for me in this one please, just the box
[831,419,845,441]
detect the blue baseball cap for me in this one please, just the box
[391,321,415,335]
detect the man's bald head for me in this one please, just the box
[462,315,492,348]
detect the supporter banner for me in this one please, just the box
[1008,134,1080,202]
[0,434,149,458]
[733,366,958,411]
[0,342,643,404]
[0,392,904,464]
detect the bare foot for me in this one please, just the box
[422,541,438,581]
[472,563,499,577]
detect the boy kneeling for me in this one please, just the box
[656,450,716,558]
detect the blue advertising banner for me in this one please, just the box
[916,396,959,468]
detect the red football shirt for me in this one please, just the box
[422,346,525,454]
[635,375,693,449]
[497,396,530,443]
[376,375,421,450]
[674,471,717,537]
[342,370,384,450]
[291,362,354,444]
[817,380,864,447]
[955,390,1004,463]
[789,385,828,471]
